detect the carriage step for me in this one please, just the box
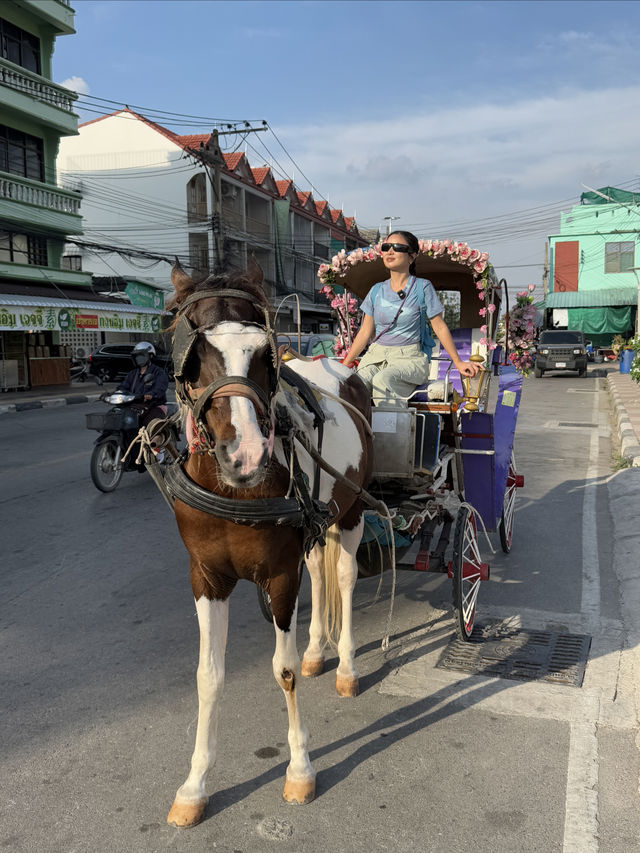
[414,550,448,573]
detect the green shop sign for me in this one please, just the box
[0,305,162,333]
[125,282,164,310]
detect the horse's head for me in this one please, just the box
[171,261,278,489]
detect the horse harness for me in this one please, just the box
[162,286,332,553]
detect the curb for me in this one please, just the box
[0,392,102,415]
[606,375,640,467]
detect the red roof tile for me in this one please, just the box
[330,209,344,224]
[297,191,311,206]
[344,216,354,229]
[275,180,292,197]
[177,133,210,149]
[252,167,270,185]
[315,200,328,215]
[223,152,244,171]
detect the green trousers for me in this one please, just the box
[357,342,430,407]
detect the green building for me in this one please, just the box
[546,187,638,346]
[0,1,166,389]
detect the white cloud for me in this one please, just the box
[275,85,640,287]
[58,76,90,95]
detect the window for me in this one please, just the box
[62,255,82,271]
[0,18,41,74]
[604,241,634,273]
[186,173,207,223]
[0,124,44,181]
[0,230,47,265]
[189,233,209,272]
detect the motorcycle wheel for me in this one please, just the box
[90,438,124,492]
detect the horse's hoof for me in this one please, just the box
[283,777,316,805]
[336,674,359,697]
[167,797,208,827]
[301,657,324,677]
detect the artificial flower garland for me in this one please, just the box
[318,239,503,359]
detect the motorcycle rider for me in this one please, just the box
[116,341,169,429]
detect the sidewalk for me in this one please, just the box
[607,370,640,466]
[0,380,113,414]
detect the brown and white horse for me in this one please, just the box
[166,262,373,827]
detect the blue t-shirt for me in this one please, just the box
[360,278,443,347]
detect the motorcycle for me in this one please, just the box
[86,393,180,492]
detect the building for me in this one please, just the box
[57,109,368,332]
[545,187,639,345]
[0,1,166,390]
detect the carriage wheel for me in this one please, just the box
[499,452,522,554]
[256,585,273,623]
[451,506,486,640]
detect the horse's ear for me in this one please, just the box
[171,257,194,301]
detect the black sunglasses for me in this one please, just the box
[380,242,411,254]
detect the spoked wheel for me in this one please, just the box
[498,452,524,554]
[90,438,123,492]
[257,586,273,623]
[450,506,489,641]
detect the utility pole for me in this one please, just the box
[187,122,267,272]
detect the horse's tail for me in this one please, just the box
[322,525,343,649]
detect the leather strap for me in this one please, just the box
[191,375,271,424]
[176,288,258,314]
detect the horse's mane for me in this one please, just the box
[167,268,272,329]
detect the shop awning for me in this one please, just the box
[0,293,166,334]
[543,287,637,309]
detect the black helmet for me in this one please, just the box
[132,341,155,365]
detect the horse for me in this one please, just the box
[164,261,373,827]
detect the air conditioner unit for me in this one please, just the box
[74,346,88,359]
[221,183,238,200]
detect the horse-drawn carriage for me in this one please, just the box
[315,240,525,640]
[136,246,525,827]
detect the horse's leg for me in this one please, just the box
[167,596,229,828]
[335,519,364,698]
[301,543,325,677]
[273,600,316,804]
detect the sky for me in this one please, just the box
[53,0,640,290]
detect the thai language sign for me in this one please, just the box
[0,306,161,333]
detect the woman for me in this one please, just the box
[342,230,480,406]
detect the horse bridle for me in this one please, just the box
[173,287,279,452]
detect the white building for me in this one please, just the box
[58,109,367,331]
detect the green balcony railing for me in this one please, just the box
[0,171,81,216]
[0,57,77,113]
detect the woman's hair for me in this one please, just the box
[388,230,420,275]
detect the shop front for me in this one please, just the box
[0,296,165,390]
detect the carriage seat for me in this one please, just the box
[408,328,487,407]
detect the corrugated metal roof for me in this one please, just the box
[544,288,637,308]
[0,294,164,314]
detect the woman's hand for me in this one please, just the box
[456,360,482,378]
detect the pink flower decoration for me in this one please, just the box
[480,324,487,332]
[487,303,496,314]
[474,261,487,273]
[528,283,535,292]
[479,307,487,317]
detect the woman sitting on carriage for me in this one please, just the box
[342,230,480,406]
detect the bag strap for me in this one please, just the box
[416,280,436,358]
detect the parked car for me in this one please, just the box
[534,330,588,378]
[277,333,337,359]
[88,344,173,382]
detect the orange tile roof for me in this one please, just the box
[223,152,244,171]
[275,180,292,197]
[177,133,210,149]
[297,191,311,206]
[330,209,343,223]
[344,216,354,229]
[251,167,270,185]
[315,200,328,215]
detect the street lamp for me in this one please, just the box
[382,215,400,237]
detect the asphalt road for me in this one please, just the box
[1,370,640,853]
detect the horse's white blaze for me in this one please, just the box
[204,323,268,476]
[173,596,229,806]
[274,358,364,504]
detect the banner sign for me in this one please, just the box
[125,282,164,309]
[0,306,162,333]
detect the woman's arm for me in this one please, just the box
[342,314,375,367]
[430,313,481,378]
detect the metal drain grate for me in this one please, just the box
[436,622,591,687]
